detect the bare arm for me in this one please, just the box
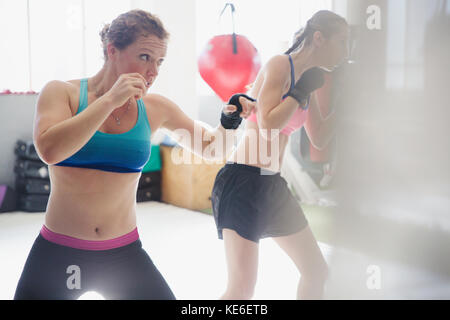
[154,94,253,161]
[33,81,114,165]
[34,74,147,165]
[255,56,306,140]
[303,92,337,151]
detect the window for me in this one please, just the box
[0,0,29,91]
[1,0,334,93]
[0,0,131,92]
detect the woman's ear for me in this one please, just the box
[107,43,117,61]
[312,30,325,48]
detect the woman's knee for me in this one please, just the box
[225,270,258,299]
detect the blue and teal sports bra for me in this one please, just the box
[55,78,152,173]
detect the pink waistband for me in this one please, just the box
[40,225,139,251]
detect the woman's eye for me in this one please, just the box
[140,54,150,61]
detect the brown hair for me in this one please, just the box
[285,10,347,54]
[100,9,170,61]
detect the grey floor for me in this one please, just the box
[1,201,449,300]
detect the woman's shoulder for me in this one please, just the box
[40,79,80,98]
[143,93,171,109]
[260,54,291,84]
[259,54,291,87]
[141,93,182,132]
[141,93,177,117]
[265,54,291,73]
[39,79,85,116]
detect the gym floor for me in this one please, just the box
[1,201,449,300]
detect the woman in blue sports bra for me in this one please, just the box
[14,9,255,300]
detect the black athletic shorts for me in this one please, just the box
[211,163,309,243]
[14,233,176,300]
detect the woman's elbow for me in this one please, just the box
[258,118,280,141]
[34,138,57,165]
[37,147,56,165]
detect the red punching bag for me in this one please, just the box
[198,3,261,102]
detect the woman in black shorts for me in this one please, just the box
[211,10,349,300]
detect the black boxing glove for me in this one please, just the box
[287,67,325,108]
[220,94,256,130]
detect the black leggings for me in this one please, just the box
[14,234,176,300]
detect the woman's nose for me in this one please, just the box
[148,62,159,77]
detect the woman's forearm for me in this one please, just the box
[202,124,237,161]
[35,96,113,165]
[258,97,301,138]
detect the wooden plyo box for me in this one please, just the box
[160,145,226,211]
